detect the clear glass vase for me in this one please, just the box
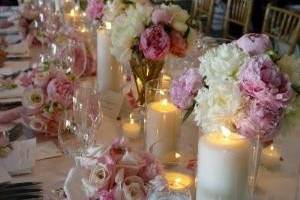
[144,78,181,163]
[196,130,260,200]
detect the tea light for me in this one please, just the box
[65,7,80,25]
[262,144,281,169]
[146,98,181,162]
[197,127,251,200]
[122,114,141,139]
[165,172,192,190]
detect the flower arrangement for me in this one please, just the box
[17,61,75,135]
[77,138,168,199]
[171,33,299,142]
[108,2,195,104]
[86,0,105,22]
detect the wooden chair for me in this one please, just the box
[223,0,253,39]
[192,0,215,34]
[262,4,300,55]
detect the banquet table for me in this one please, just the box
[0,6,299,200]
[7,113,300,200]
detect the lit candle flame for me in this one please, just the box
[221,126,232,138]
[129,113,134,124]
[105,22,112,30]
[175,152,181,159]
[69,9,75,17]
[270,144,274,151]
[161,99,168,106]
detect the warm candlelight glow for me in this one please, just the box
[262,144,281,169]
[175,152,181,159]
[161,99,168,106]
[81,27,88,33]
[122,114,141,139]
[105,22,112,30]
[270,144,274,151]
[221,126,232,138]
[165,172,192,190]
[69,9,75,17]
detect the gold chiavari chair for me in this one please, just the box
[262,4,300,55]
[223,0,253,39]
[192,0,215,34]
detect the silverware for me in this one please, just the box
[0,67,32,80]
[0,182,43,200]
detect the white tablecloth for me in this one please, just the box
[9,114,300,200]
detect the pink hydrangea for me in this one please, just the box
[237,100,282,142]
[86,0,104,21]
[151,8,173,25]
[170,30,188,57]
[239,55,293,110]
[46,74,74,108]
[139,25,170,61]
[170,68,203,109]
[235,33,272,56]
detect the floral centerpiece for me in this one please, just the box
[17,61,75,136]
[170,33,300,143]
[108,1,195,104]
[72,138,168,199]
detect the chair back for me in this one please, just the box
[192,0,215,34]
[262,4,300,55]
[223,0,253,39]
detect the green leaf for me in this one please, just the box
[182,101,196,123]
[292,84,300,94]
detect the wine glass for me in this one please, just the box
[59,39,87,78]
[73,83,102,151]
[58,110,85,157]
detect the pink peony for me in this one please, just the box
[97,190,114,200]
[86,0,105,21]
[235,33,272,56]
[237,100,282,142]
[46,74,74,108]
[170,30,188,57]
[170,68,203,109]
[151,8,173,25]
[239,55,293,110]
[139,25,170,61]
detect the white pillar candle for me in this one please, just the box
[96,24,122,92]
[54,0,61,12]
[146,99,181,161]
[196,127,251,200]
[122,115,141,139]
[261,144,281,169]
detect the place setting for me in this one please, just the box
[0,0,300,200]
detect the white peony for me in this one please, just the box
[277,54,300,86]
[194,79,244,133]
[199,43,249,85]
[110,3,153,65]
[162,4,189,33]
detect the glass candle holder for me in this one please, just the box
[196,127,259,200]
[145,78,181,163]
[121,112,142,139]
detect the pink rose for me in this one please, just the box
[86,0,105,21]
[152,8,173,25]
[235,33,272,56]
[170,30,188,57]
[139,25,170,61]
[237,101,282,142]
[239,55,293,110]
[46,74,74,108]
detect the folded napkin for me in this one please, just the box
[0,25,18,35]
[4,33,22,44]
[5,40,29,55]
[0,138,36,175]
[0,164,11,183]
[1,61,30,74]
[0,86,24,99]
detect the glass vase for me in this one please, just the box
[144,78,181,163]
[196,130,260,200]
[130,53,164,105]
